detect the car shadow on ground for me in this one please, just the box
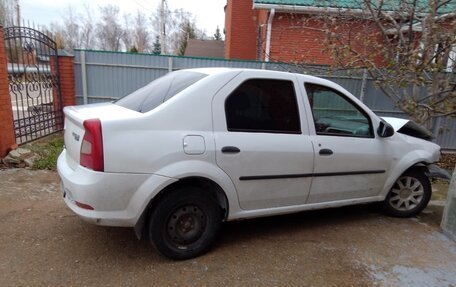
[75,203,405,261]
[217,204,385,246]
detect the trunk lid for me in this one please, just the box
[63,103,140,170]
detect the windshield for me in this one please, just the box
[115,71,207,113]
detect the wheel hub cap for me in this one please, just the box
[399,189,412,198]
[389,176,424,211]
[167,205,206,245]
[179,215,195,233]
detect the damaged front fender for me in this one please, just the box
[426,164,451,180]
[382,117,434,141]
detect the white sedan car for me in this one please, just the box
[58,68,442,260]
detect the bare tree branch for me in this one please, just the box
[310,0,456,126]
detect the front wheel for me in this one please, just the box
[381,170,431,217]
[148,187,222,260]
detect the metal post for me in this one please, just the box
[160,0,168,55]
[80,50,88,105]
[261,62,266,70]
[359,68,368,102]
[432,116,442,140]
[168,57,173,73]
[265,9,275,62]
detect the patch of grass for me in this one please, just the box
[33,138,64,170]
[23,133,64,170]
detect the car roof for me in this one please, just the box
[183,67,329,83]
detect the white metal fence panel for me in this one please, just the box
[73,49,455,150]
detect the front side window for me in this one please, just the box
[305,83,373,137]
[225,79,301,134]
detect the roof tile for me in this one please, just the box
[253,0,456,14]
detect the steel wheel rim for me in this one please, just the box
[166,204,206,247]
[389,176,424,211]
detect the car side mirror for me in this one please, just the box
[377,121,395,138]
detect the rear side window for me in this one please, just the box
[115,71,207,113]
[225,79,301,134]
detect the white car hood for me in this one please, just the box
[381,117,409,131]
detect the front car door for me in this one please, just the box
[301,81,393,203]
[212,71,314,210]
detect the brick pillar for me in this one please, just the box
[225,0,265,60]
[0,26,17,157]
[50,54,75,129]
[56,55,76,107]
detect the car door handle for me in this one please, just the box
[319,148,333,156]
[221,146,241,154]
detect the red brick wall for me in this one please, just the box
[225,0,265,60]
[268,14,385,65]
[49,55,75,130]
[269,14,332,64]
[224,1,233,58]
[225,1,387,65]
[0,26,17,157]
[57,56,76,108]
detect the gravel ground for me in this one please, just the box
[1,169,456,286]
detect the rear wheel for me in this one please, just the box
[382,170,431,217]
[148,187,222,260]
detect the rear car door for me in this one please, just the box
[212,71,314,210]
[302,82,392,203]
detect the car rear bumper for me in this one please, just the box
[57,150,173,227]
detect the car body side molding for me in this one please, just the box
[239,170,386,181]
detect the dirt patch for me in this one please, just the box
[1,132,64,170]
[1,169,456,286]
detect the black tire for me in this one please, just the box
[381,169,431,218]
[148,187,222,260]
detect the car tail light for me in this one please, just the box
[80,119,104,172]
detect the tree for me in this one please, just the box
[152,35,161,55]
[172,9,206,55]
[53,32,66,50]
[176,18,197,56]
[133,11,150,52]
[0,0,16,26]
[122,13,134,51]
[46,4,94,51]
[314,0,456,127]
[150,4,205,55]
[150,0,171,54]
[47,23,66,49]
[80,4,96,49]
[61,6,81,50]
[213,26,222,41]
[96,4,123,51]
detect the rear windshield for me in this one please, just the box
[115,71,207,113]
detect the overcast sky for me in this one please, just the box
[20,0,227,35]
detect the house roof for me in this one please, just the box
[253,0,456,14]
[184,39,224,58]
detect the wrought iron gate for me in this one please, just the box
[4,26,63,144]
